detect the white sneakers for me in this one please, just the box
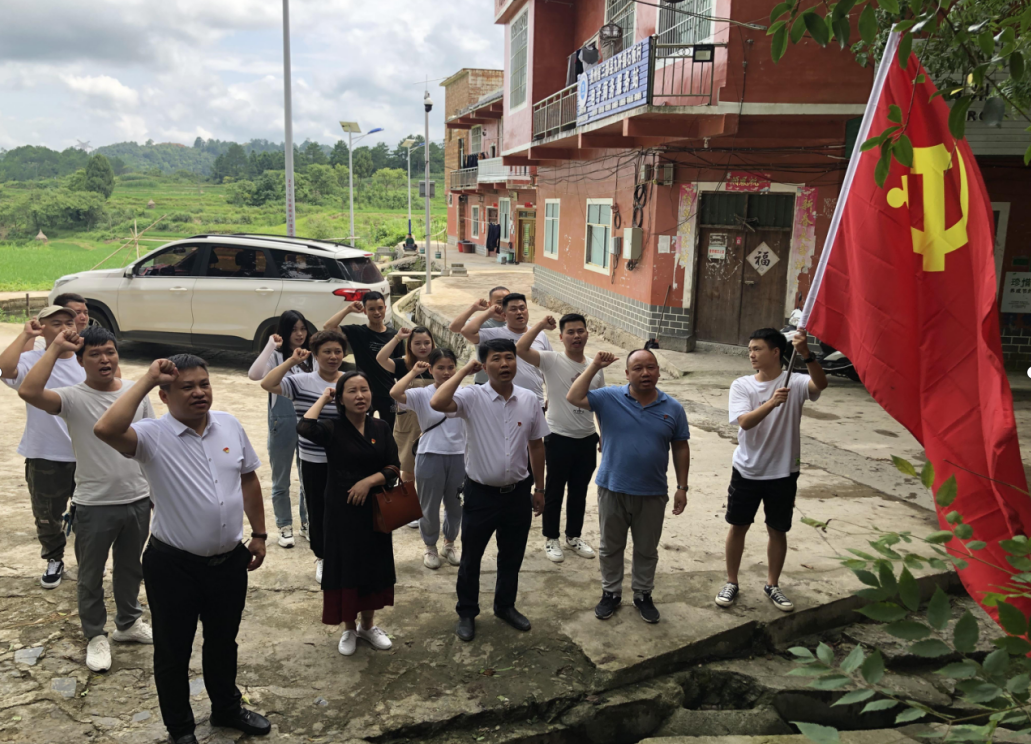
[339,625,392,656]
[338,630,357,656]
[565,537,596,558]
[545,539,565,563]
[278,527,295,549]
[86,635,112,672]
[112,618,153,645]
[298,524,309,542]
[356,624,392,650]
[406,520,420,529]
[423,549,442,570]
[315,559,324,584]
[442,541,460,566]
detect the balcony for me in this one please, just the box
[450,167,478,192]
[477,157,532,185]
[530,36,718,143]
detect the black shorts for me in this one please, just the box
[725,468,800,533]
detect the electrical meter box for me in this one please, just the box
[419,181,436,198]
[622,227,643,260]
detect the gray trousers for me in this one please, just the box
[414,453,464,546]
[73,498,151,639]
[597,487,668,599]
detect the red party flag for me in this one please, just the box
[801,33,1030,623]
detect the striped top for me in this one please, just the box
[280,371,341,463]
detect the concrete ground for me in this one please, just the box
[0,269,1028,743]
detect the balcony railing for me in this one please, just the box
[450,167,478,191]
[649,42,717,106]
[532,84,578,141]
[477,157,532,184]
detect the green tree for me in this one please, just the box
[352,147,374,179]
[303,141,328,167]
[108,156,128,176]
[84,154,115,199]
[370,142,391,171]
[329,140,350,167]
[305,163,339,201]
[305,214,334,240]
[193,136,204,148]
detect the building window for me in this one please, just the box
[510,10,529,108]
[499,198,511,242]
[585,199,612,271]
[605,0,636,54]
[544,199,560,258]
[471,126,482,155]
[657,0,712,48]
[472,205,480,238]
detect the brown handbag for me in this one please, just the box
[372,466,423,533]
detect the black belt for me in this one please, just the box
[148,536,239,566]
[469,479,525,494]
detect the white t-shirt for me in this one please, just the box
[403,385,466,455]
[4,349,86,461]
[537,351,604,438]
[478,325,552,404]
[55,380,154,505]
[280,371,340,463]
[728,372,820,480]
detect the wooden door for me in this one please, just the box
[693,227,746,344]
[457,200,466,242]
[737,229,790,345]
[519,211,536,263]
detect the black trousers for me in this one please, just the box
[142,539,250,740]
[370,394,396,429]
[456,477,533,618]
[542,433,599,540]
[300,460,328,559]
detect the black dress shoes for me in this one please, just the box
[168,735,199,744]
[494,606,531,632]
[209,708,271,736]
[456,616,475,642]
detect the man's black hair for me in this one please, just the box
[362,290,386,305]
[54,292,86,307]
[501,292,527,309]
[749,328,789,365]
[626,348,658,367]
[559,313,587,332]
[161,354,208,390]
[428,348,457,366]
[488,285,509,299]
[478,337,517,362]
[75,326,117,358]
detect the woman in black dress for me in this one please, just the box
[297,371,400,657]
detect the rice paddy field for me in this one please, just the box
[0,176,446,291]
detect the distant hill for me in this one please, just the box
[94,141,219,175]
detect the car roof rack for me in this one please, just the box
[183,233,358,251]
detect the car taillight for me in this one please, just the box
[333,288,369,301]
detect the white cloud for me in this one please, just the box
[0,0,503,150]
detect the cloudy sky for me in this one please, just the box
[0,0,503,151]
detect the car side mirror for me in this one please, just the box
[124,266,135,278]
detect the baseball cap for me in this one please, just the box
[37,305,76,320]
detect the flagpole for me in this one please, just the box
[799,30,902,328]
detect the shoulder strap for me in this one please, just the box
[420,415,448,436]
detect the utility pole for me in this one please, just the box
[348,130,355,244]
[282,0,295,236]
[424,90,433,295]
[401,138,417,236]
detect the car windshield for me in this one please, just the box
[337,257,384,284]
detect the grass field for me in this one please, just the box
[0,177,447,291]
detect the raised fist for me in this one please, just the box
[147,359,179,386]
[350,300,365,314]
[413,360,431,372]
[543,316,557,331]
[271,333,283,349]
[24,319,43,338]
[397,327,413,339]
[321,386,336,399]
[594,351,618,368]
[53,328,83,352]
[474,298,490,311]
[291,347,311,364]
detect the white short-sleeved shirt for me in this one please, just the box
[478,325,552,403]
[131,411,261,557]
[55,380,154,505]
[537,351,604,438]
[4,349,86,461]
[279,371,340,463]
[728,372,819,480]
[452,383,550,487]
[404,385,466,455]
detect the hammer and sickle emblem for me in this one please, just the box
[886,144,969,272]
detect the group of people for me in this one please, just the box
[0,285,828,744]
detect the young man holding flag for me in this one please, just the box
[716,328,826,612]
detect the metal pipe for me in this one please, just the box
[282,0,295,236]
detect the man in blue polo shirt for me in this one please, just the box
[567,348,690,624]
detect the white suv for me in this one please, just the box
[49,234,390,351]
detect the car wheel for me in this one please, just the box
[87,306,114,334]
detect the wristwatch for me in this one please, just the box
[251,533,268,540]
[676,485,689,492]
[803,354,817,364]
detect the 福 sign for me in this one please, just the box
[576,37,650,127]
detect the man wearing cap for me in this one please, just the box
[0,306,86,588]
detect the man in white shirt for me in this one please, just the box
[0,306,84,588]
[458,292,552,404]
[448,285,509,385]
[431,338,549,643]
[715,328,828,613]
[18,327,155,673]
[95,354,270,744]
[516,313,604,563]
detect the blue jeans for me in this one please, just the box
[268,396,307,530]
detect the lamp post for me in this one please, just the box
[338,122,384,246]
[423,92,434,295]
[282,0,295,236]
[401,137,417,236]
